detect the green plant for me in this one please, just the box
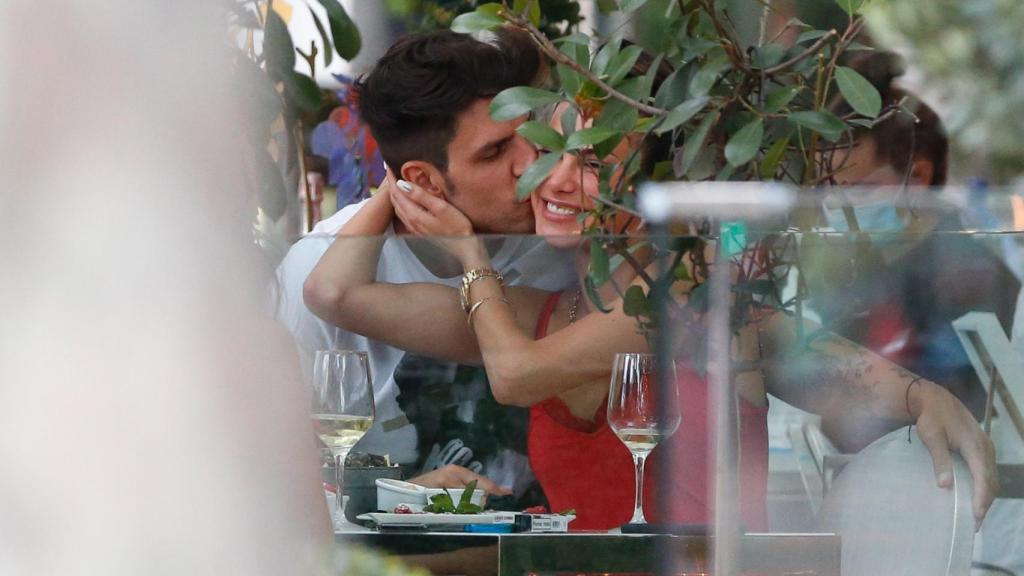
[454,0,886,344]
[386,0,581,38]
[225,0,361,228]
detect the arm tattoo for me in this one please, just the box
[767,331,883,415]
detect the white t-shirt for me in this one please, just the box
[273,199,574,465]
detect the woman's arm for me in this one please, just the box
[391,181,650,408]
[302,185,494,364]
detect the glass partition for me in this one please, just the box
[273,187,1024,575]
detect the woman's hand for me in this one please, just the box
[390,178,483,265]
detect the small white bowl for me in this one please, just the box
[424,487,486,508]
[375,478,427,513]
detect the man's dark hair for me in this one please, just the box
[354,28,543,174]
[834,51,949,186]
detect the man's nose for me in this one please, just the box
[510,135,539,179]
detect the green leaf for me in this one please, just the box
[596,0,618,14]
[725,118,764,167]
[517,121,566,151]
[584,274,614,313]
[263,8,295,74]
[590,241,610,287]
[639,54,664,99]
[557,41,589,97]
[796,29,828,44]
[513,0,542,26]
[424,491,455,513]
[307,4,334,67]
[654,65,692,109]
[758,134,791,178]
[595,90,639,134]
[677,111,718,177]
[456,501,482,514]
[835,0,868,16]
[451,8,505,33]
[835,66,882,118]
[458,480,477,508]
[490,87,563,121]
[655,96,710,135]
[620,0,650,12]
[751,44,785,69]
[515,152,560,200]
[592,38,621,77]
[315,0,361,60]
[284,72,322,111]
[789,110,847,142]
[554,32,591,46]
[560,105,579,140]
[622,285,649,317]
[764,86,801,114]
[606,45,644,86]
[565,126,621,150]
[689,49,731,97]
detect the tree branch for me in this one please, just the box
[503,11,668,117]
[764,29,838,75]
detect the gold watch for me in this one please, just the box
[459,268,504,314]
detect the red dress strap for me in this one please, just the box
[535,290,564,340]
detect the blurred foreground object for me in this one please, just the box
[0,2,333,574]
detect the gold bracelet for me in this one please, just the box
[466,297,512,330]
[459,268,504,314]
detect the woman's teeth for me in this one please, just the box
[546,201,577,215]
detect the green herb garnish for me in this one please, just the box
[422,479,481,514]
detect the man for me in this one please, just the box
[809,52,1019,452]
[275,29,572,492]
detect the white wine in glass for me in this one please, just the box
[311,350,375,498]
[607,352,681,525]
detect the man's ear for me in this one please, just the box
[399,161,449,198]
[909,158,935,187]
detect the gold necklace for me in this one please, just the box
[568,288,582,324]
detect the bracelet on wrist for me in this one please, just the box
[905,376,925,419]
[467,296,513,330]
[459,268,504,314]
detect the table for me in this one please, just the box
[337,529,841,575]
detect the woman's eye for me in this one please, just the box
[583,158,604,171]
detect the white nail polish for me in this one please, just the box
[396,180,413,193]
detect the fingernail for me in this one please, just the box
[937,472,952,487]
[397,180,413,193]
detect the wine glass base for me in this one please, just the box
[620,522,710,535]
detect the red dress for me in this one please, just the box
[527,292,770,531]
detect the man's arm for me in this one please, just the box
[760,313,998,526]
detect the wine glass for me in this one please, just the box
[311,350,375,502]
[607,352,681,525]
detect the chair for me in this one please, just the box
[815,427,976,576]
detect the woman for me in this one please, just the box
[304,94,771,530]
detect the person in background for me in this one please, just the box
[811,51,1020,452]
[279,29,573,496]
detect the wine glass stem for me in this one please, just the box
[334,451,347,517]
[630,452,648,524]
